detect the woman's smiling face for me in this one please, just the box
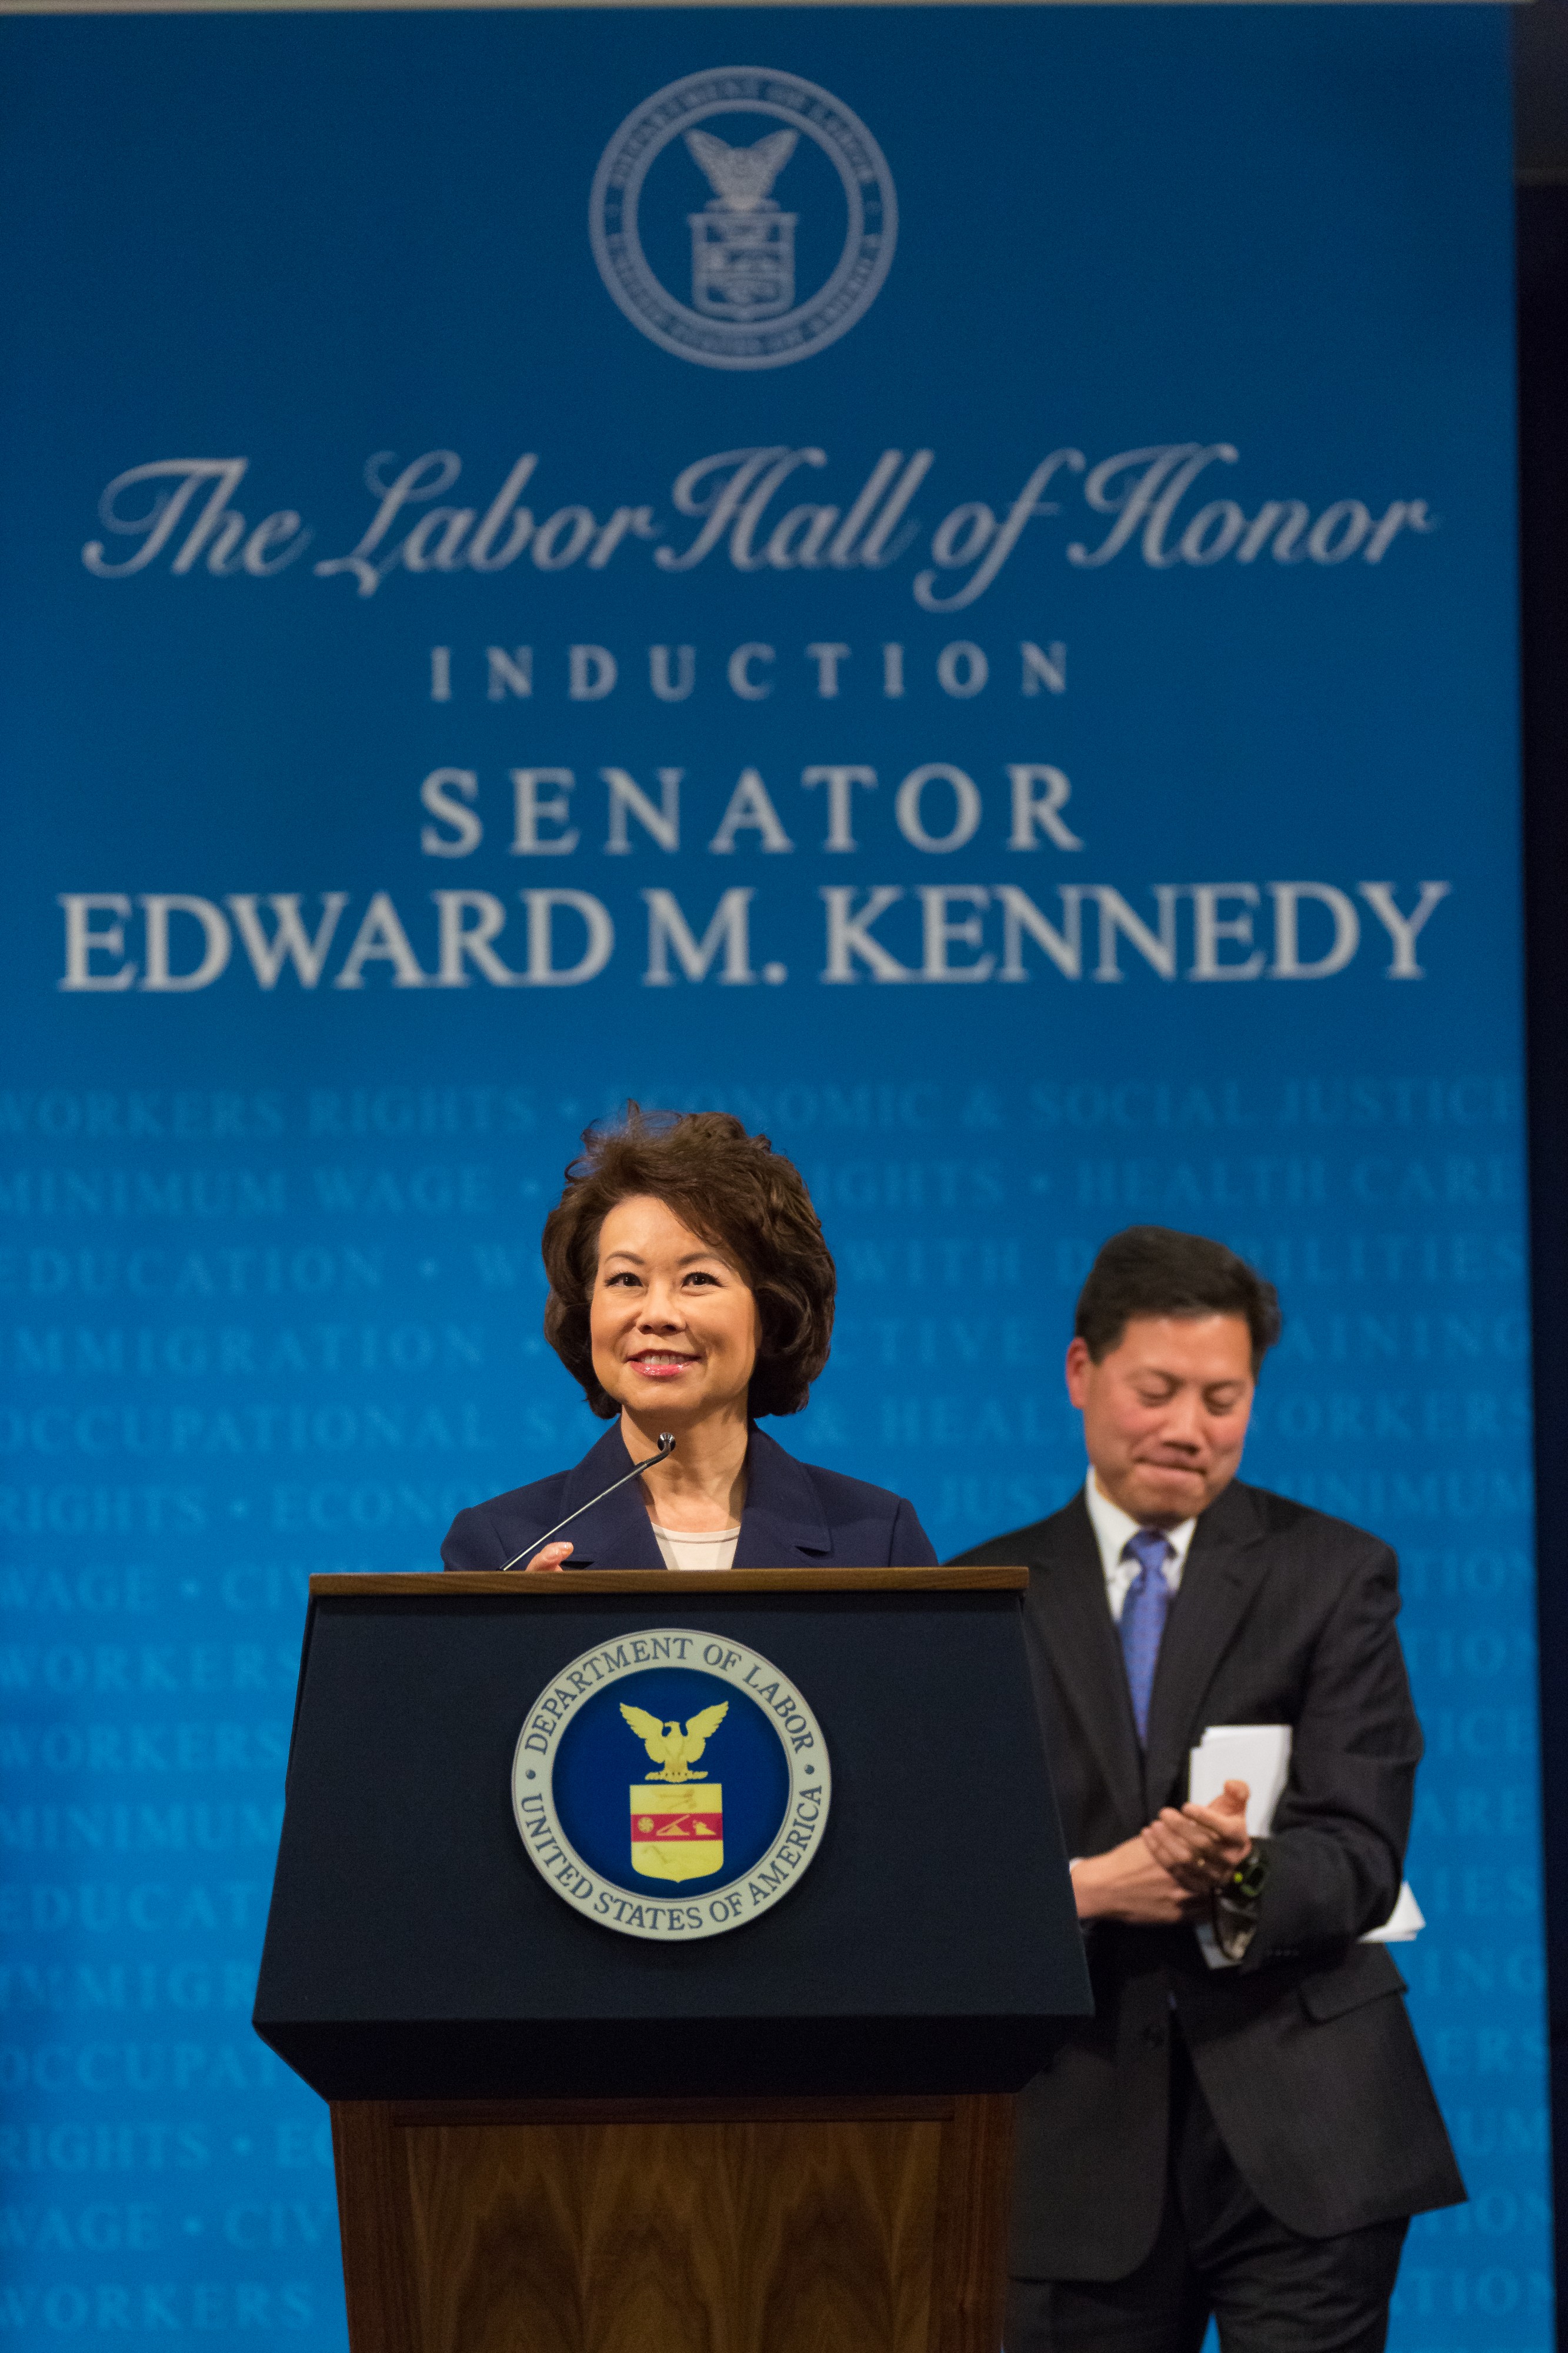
[589,1194,760,1426]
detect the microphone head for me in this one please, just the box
[658,1431,676,1455]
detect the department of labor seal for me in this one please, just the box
[589,68,897,371]
[512,1627,832,1940]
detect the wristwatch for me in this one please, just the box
[1226,1845,1270,1906]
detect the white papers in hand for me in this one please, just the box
[1186,1723,1421,1959]
[1189,1724,1292,1834]
[1359,1879,1425,1942]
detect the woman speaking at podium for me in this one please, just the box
[441,1106,936,1574]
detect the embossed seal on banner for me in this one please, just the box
[513,1628,832,1939]
[589,68,898,371]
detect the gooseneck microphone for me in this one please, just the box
[498,1432,676,1572]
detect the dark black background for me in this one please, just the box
[1519,171,1568,2344]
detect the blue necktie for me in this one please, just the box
[1119,1528,1175,1745]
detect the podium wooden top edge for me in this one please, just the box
[306,1567,1027,1597]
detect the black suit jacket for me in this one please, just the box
[441,1422,936,1571]
[954,1479,1464,2279]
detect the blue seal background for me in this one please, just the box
[551,1666,792,1892]
[637,111,851,321]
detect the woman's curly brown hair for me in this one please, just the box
[541,1105,836,1419]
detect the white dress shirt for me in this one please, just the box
[1081,1472,1257,1957]
[1083,1472,1197,1621]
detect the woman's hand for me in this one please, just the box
[522,1542,573,1572]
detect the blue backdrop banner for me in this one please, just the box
[0,6,1540,2345]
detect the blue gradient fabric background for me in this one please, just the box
[0,8,1542,2344]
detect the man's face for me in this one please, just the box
[1066,1314,1256,1527]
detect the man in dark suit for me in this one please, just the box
[954,1226,1463,2353]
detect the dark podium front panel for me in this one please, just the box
[253,1569,1089,2102]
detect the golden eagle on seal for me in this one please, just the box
[620,1701,729,1781]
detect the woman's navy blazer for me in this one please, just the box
[441,1423,936,1572]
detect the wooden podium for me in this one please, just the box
[253,1568,1089,2353]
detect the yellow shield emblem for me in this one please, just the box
[629,1785,724,1881]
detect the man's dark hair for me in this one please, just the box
[1075,1227,1282,1371]
[541,1103,835,1418]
